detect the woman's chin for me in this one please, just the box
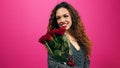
[65,26,70,30]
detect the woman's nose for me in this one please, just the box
[60,17,66,22]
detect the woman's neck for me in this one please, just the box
[65,31,80,51]
[65,32,76,42]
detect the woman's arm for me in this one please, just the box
[84,59,90,68]
[48,55,72,68]
[48,55,83,68]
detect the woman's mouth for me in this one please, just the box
[59,22,68,27]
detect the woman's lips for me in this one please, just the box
[62,23,67,27]
[59,22,68,27]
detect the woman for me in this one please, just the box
[40,1,92,68]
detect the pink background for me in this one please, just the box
[0,0,120,68]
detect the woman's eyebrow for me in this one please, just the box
[63,13,69,15]
[56,13,69,17]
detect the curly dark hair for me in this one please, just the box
[47,2,92,60]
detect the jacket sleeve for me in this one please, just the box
[48,55,83,68]
[84,59,90,68]
[48,55,72,68]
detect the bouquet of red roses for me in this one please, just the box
[39,26,75,66]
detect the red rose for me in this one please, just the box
[38,26,68,62]
[67,61,75,67]
[39,33,52,44]
[49,26,66,36]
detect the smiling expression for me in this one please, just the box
[56,7,72,30]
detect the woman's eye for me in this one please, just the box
[64,15,69,18]
[56,17,60,20]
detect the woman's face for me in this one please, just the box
[56,7,72,30]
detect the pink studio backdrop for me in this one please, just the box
[0,0,120,68]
